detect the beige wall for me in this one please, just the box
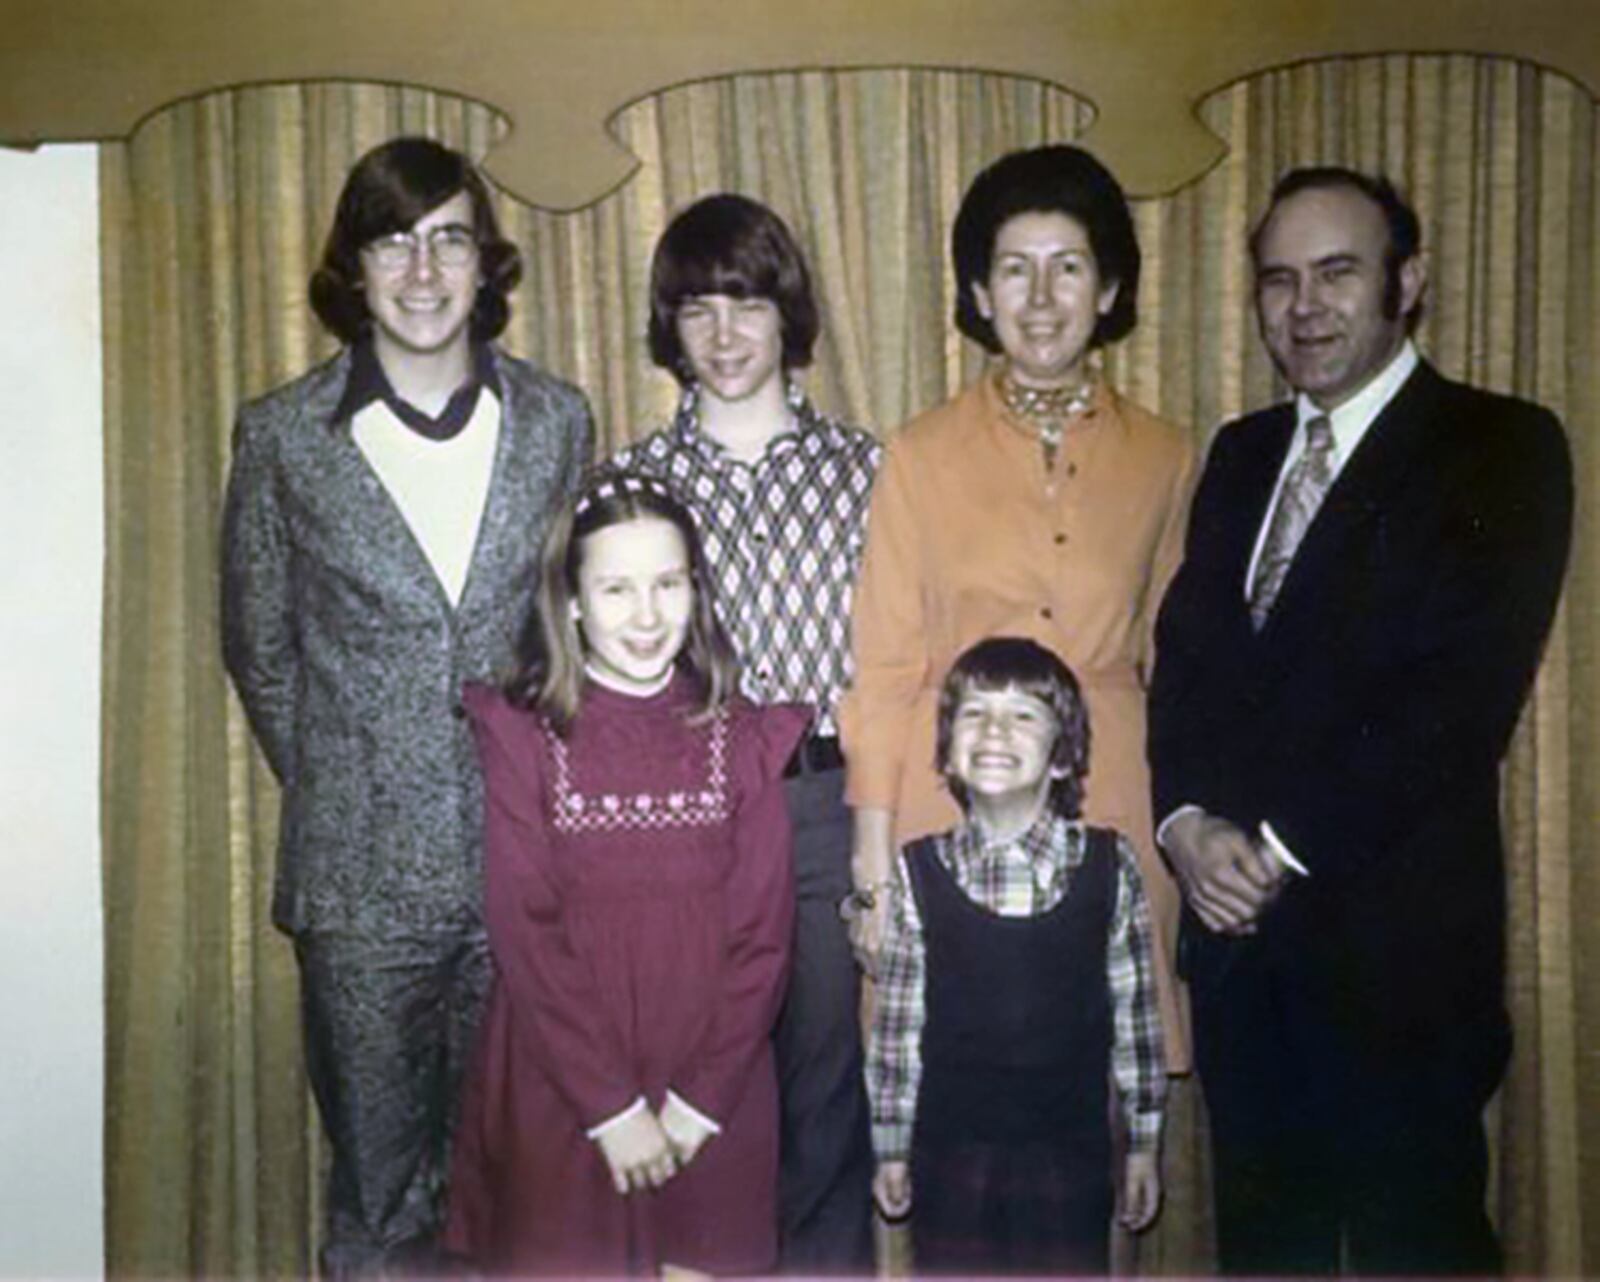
[4,0,1600,209]
[0,144,105,1279]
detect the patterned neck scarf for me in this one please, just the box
[997,365,1096,469]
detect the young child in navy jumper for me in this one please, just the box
[865,636,1166,1274]
[443,472,806,1276]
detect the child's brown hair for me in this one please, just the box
[509,469,738,731]
[935,637,1090,817]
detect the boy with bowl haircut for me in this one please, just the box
[865,636,1165,1274]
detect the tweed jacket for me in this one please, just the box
[222,346,594,934]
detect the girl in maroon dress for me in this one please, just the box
[443,472,807,1276]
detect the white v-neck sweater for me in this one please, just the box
[351,390,502,605]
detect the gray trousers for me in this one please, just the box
[775,767,875,1273]
[295,921,491,1279]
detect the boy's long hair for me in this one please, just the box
[509,470,739,732]
[935,637,1091,819]
[647,193,819,385]
[309,136,521,344]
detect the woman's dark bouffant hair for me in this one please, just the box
[309,136,521,344]
[935,637,1091,820]
[951,144,1141,354]
[509,470,740,733]
[647,193,819,386]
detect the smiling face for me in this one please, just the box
[574,516,693,696]
[674,293,786,406]
[974,210,1119,389]
[945,683,1063,831]
[1253,184,1425,410]
[359,190,480,368]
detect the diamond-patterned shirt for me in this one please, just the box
[612,386,880,735]
[866,812,1167,1162]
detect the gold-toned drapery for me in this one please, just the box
[101,59,1596,1278]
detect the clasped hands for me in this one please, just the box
[593,1096,716,1195]
[1163,810,1287,935]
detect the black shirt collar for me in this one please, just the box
[334,339,499,440]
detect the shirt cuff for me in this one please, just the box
[664,1090,722,1136]
[871,1117,912,1164]
[1155,803,1205,850]
[1125,1106,1164,1156]
[584,1096,648,1140]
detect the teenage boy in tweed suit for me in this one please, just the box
[222,137,592,1277]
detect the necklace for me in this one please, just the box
[998,368,1095,471]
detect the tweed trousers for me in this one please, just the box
[296,920,492,1277]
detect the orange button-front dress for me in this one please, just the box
[839,373,1197,1067]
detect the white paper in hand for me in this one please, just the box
[1259,820,1311,877]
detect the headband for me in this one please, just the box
[574,470,676,517]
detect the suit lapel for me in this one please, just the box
[458,348,535,615]
[1234,407,1296,562]
[1211,407,1295,638]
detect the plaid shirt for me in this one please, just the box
[866,812,1167,1162]
[613,385,880,734]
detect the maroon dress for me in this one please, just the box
[443,675,806,1276]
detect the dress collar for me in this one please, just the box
[985,366,1113,440]
[580,664,698,713]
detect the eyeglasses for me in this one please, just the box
[363,223,478,271]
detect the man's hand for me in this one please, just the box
[592,1108,678,1195]
[1118,1151,1162,1231]
[1162,809,1283,934]
[872,1160,912,1220]
[658,1094,717,1168]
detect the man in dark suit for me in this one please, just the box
[1149,167,1571,1275]
[221,137,592,1276]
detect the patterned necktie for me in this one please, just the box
[1249,415,1335,629]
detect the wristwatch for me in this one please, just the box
[838,880,892,923]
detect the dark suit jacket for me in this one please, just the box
[221,346,593,934]
[1149,361,1570,1087]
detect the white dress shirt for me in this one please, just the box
[1242,341,1419,597]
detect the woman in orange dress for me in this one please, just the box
[840,144,1196,1070]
